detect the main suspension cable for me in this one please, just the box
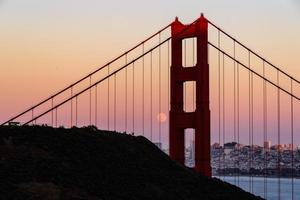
[207,19,300,85]
[207,42,300,102]
[1,23,172,126]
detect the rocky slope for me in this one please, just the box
[0,126,263,200]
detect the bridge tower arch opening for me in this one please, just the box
[169,14,211,177]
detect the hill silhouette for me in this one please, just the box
[0,126,263,200]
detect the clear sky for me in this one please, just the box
[1,0,300,146]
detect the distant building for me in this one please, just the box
[212,143,221,149]
[278,144,284,150]
[224,142,239,149]
[271,144,284,151]
[8,121,20,126]
[224,142,237,154]
[237,143,244,149]
[286,144,293,150]
[264,141,271,149]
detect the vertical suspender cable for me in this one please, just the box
[75,96,78,127]
[89,76,92,126]
[55,108,57,127]
[95,84,98,128]
[142,43,145,136]
[248,51,251,192]
[233,40,237,185]
[125,55,128,133]
[32,109,34,125]
[133,62,135,133]
[150,51,153,141]
[263,61,267,199]
[218,30,221,178]
[277,70,281,200]
[114,74,117,131]
[51,98,54,127]
[159,33,162,144]
[71,87,73,127]
[222,53,225,180]
[237,62,240,186]
[250,52,254,193]
[290,78,294,200]
[108,65,110,130]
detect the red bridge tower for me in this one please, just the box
[169,14,211,177]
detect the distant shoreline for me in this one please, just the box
[213,174,300,179]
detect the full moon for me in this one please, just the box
[157,112,167,123]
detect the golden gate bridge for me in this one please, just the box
[2,14,299,199]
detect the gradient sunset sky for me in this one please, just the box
[1,0,300,146]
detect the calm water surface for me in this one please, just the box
[219,176,300,200]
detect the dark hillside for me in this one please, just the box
[0,126,263,200]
